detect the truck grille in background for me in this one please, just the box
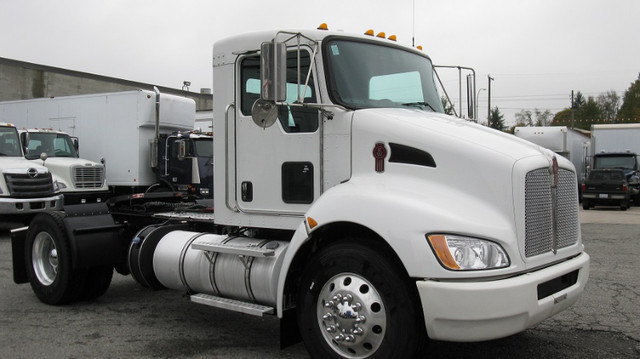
[73,167,105,189]
[4,172,55,198]
[524,168,579,257]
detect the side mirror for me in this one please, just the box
[177,139,186,160]
[19,132,29,154]
[260,41,287,102]
[71,136,79,152]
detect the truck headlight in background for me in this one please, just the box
[427,234,510,270]
[53,181,67,192]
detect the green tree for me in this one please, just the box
[534,109,553,126]
[597,90,620,120]
[573,91,585,109]
[488,107,506,131]
[579,96,602,120]
[514,109,532,126]
[618,74,640,120]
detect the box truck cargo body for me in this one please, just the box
[514,126,590,182]
[0,90,196,193]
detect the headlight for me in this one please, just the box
[54,181,67,191]
[427,234,510,270]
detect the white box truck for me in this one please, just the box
[19,128,108,204]
[10,28,589,358]
[514,126,590,183]
[0,90,213,198]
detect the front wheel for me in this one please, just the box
[297,241,426,358]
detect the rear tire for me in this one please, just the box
[297,240,426,358]
[79,265,113,301]
[25,212,87,305]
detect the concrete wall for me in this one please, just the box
[0,57,212,111]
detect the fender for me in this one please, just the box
[275,175,517,316]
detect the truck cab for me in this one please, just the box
[19,128,108,204]
[156,130,213,199]
[0,123,62,221]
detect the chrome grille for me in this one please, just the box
[524,168,579,257]
[4,172,55,198]
[73,166,105,189]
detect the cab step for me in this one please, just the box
[189,293,275,316]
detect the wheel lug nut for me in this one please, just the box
[345,335,355,342]
[326,325,336,333]
[333,293,343,301]
[334,334,345,342]
[354,302,362,311]
[353,327,364,335]
[325,300,335,308]
[345,294,353,302]
[356,315,366,323]
[323,313,334,321]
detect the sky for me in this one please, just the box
[2,0,639,125]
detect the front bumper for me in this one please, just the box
[417,251,590,342]
[0,194,64,214]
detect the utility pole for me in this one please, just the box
[487,75,494,123]
[571,90,575,129]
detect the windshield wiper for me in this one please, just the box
[401,101,436,112]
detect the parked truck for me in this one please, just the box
[514,126,590,184]
[18,128,108,204]
[590,124,640,204]
[0,89,213,199]
[10,28,589,358]
[0,123,63,225]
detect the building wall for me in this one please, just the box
[0,57,212,111]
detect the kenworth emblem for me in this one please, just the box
[373,142,387,173]
[550,156,559,189]
[27,168,39,178]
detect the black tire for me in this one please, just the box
[297,240,426,359]
[582,200,590,210]
[79,265,113,301]
[25,212,87,305]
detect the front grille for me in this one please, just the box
[73,166,105,189]
[524,168,579,257]
[4,172,55,198]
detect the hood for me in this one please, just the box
[0,157,50,174]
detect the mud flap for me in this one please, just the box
[62,203,123,269]
[10,226,29,284]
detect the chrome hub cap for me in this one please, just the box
[316,273,386,358]
[32,232,58,286]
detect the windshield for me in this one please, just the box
[193,138,213,158]
[324,38,443,112]
[594,155,636,170]
[0,126,23,157]
[25,132,78,160]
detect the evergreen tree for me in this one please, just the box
[488,107,505,131]
[618,74,640,120]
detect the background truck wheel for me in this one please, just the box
[297,240,426,359]
[25,212,87,305]
[79,265,113,301]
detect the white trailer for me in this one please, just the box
[11,27,589,359]
[0,90,196,194]
[514,126,590,182]
[590,123,640,155]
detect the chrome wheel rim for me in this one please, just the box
[32,232,58,286]
[316,272,386,358]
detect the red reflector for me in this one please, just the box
[132,193,145,199]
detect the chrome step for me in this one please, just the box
[190,293,274,316]
[191,240,275,257]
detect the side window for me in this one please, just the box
[240,50,319,133]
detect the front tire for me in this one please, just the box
[297,240,426,358]
[25,212,87,305]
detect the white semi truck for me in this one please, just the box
[0,123,63,223]
[11,28,589,358]
[0,90,213,199]
[19,128,108,204]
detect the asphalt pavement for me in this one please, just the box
[1,207,639,358]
